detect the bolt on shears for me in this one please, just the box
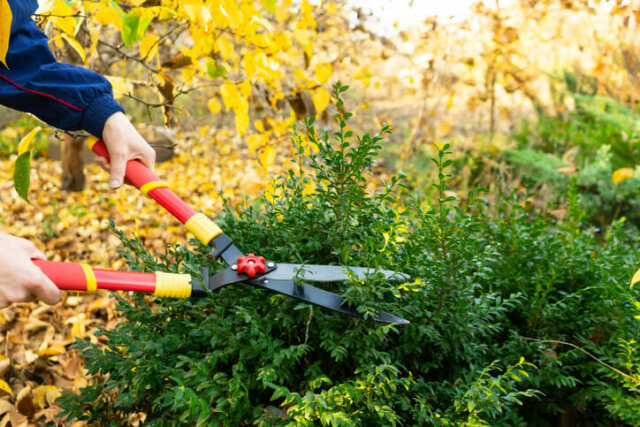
[33,139,409,325]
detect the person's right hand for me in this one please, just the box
[0,233,60,307]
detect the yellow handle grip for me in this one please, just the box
[154,272,193,298]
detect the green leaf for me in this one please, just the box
[122,10,153,47]
[207,62,227,79]
[13,150,31,203]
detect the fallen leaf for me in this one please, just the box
[33,386,60,409]
[9,407,28,427]
[631,268,640,289]
[0,399,12,417]
[0,360,10,379]
[613,167,633,184]
[0,381,11,397]
[16,386,35,415]
[38,345,66,357]
[556,167,577,175]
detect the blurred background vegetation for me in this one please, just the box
[3,0,640,424]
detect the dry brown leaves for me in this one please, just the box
[0,127,270,425]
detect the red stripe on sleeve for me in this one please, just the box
[0,72,84,112]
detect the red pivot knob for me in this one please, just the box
[236,254,266,278]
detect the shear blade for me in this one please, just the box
[264,264,409,282]
[249,278,409,325]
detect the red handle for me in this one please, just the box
[33,260,193,297]
[90,139,222,246]
[90,139,196,223]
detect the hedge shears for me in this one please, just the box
[33,139,409,325]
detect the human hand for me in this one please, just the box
[0,233,60,307]
[97,112,156,189]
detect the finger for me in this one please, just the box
[140,147,156,173]
[108,151,127,189]
[95,156,110,170]
[31,270,61,306]
[26,247,46,261]
[20,240,46,260]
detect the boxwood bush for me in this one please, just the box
[59,84,640,425]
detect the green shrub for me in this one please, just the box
[59,83,640,425]
[0,116,49,158]
[507,71,640,228]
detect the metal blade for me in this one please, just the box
[247,278,409,325]
[264,264,409,282]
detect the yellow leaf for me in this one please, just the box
[61,33,86,62]
[49,0,77,35]
[259,145,275,168]
[35,0,55,14]
[39,344,66,357]
[140,34,159,61]
[89,27,100,58]
[0,379,11,396]
[302,181,315,195]
[33,385,60,408]
[238,80,252,98]
[244,50,256,79]
[18,126,42,155]
[182,66,196,84]
[292,29,313,60]
[218,1,241,29]
[207,98,221,115]
[315,62,332,84]
[215,36,233,61]
[183,4,212,25]
[234,110,249,135]
[446,92,455,109]
[301,0,313,16]
[0,0,11,68]
[105,75,133,99]
[71,320,86,339]
[90,2,123,31]
[631,267,640,288]
[220,80,240,110]
[311,87,330,114]
[247,132,267,154]
[613,167,633,184]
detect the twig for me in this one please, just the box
[33,13,87,19]
[304,308,313,344]
[121,92,182,112]
[520,335,640,384]
[140,23,187,62]
[96,39,160,73]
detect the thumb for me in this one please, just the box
[109,157,126,189]
[35,270,61,306]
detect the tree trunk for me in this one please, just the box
[61,133,85,192]
[49,21,89,192]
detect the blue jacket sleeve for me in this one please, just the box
[0,4,124,138]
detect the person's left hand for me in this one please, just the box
[96,112,156,189]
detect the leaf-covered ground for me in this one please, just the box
[0,128,268,425]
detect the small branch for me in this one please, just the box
[520,335,640,384]
[96,39,160,74]
[34,13,87,19]
[121,92,174,109]
[304,308,313,345]
[140,23,186,62]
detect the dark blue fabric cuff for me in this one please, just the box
[81,94,125,138]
